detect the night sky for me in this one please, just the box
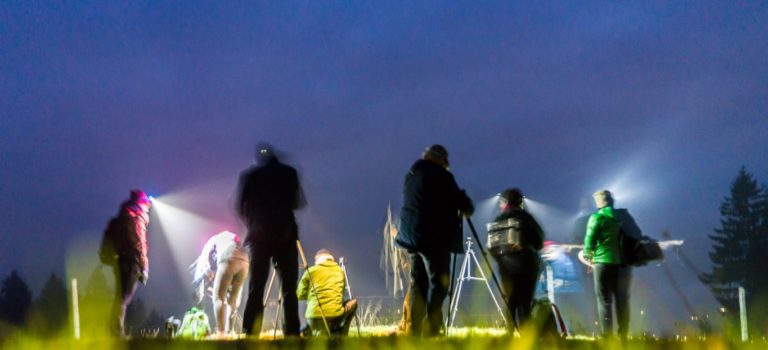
[2,1,767,331]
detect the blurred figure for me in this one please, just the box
[583,190,642,340]
[177,306,211,339]
[297,249,358,336]
[99,189,151,337]
[213,236,250,335]
[396,144,474,336]
[238,143,306,337]
[192,231,250,335]
[190,231,233,310]
[486,188,544,331]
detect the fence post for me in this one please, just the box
[71,279,80,340]
[739,286,748,342]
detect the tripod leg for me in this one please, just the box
[448,252,471,331]
[272,282,282,339]
[263,266,276,307]
[340,261,362,337]
[469,250,509,327]
[466,218,515,326]
[445,253,458,329]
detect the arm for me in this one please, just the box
[297,269,310,301]
[235,173,249,219]
[528,214,545,251]
[618,209,643,239]
[294,173,307,210]
[583,214,599,260]
[445,172,473,216]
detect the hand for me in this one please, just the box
[139,270,149,285]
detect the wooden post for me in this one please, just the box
[71,279,80,340]
[739,286,748,341]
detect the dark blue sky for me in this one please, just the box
[2,1,767,331]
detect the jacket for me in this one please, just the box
[396,159,473,254]
[297,260,345,319]
[237,158,306,245]
[102,202,149,272]
[583,206,642,264]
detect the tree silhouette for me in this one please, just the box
[31,273,69,336]
[0,270,33,327]
[125,297,147,336]
[701,167,768,335]
[79,266,112,337]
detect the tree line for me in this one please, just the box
[0,267,164,338]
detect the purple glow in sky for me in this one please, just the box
[1,1,767,332]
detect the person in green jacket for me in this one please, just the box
[583,190,642,340]
[297,249,358,336]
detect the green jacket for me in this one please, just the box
[583,206,622,264]
[297,260,345,319]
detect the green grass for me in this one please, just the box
[2,326,767,350]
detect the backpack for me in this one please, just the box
[99,216,124,264]
[620,230,663,266]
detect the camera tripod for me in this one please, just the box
[446,237,508,333]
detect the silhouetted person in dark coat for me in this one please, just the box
[100,189,151,337]
[396,144,473,336]
[238,144,306,337]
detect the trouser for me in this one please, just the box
[593,263,632,338]
[110,259,141,337]
[213,257,250,333]
[398,287,412,332]
[242,238,300,336]
[307,299,358,336]
[407,250,451,336]
[493,250,540,330]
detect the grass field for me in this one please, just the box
[2,326,766,350]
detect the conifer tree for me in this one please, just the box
[0,270,33,326]
[34,273,69,335]
[701,167,767,333]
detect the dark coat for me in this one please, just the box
[237,158,306,245]
[396,159,473,254]
[100,202,150,272]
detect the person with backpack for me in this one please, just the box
[99,189,152,337]
[583,189,642,340]
[487,188,544,332]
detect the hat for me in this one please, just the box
[423,144,448,159]
[314,249,334,263]
[315,249,333,259]
[499,188,524,206]
[130,190,151,204]
[592,189,614,208]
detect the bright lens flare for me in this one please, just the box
[149,195,224,281]
[522,198,574,242]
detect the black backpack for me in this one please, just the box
[99,216,125,264]
[619,229,663,266]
